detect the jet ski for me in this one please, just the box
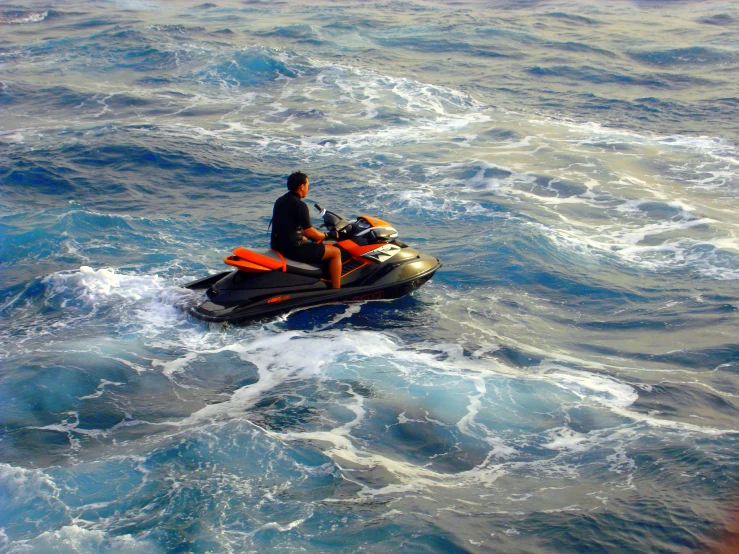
[184,204,442,323]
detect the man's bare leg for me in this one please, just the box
[321,245,342,289]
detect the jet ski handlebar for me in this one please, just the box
[314,204,349,232]
[314,203,399,243]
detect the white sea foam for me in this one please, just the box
[544,429,589,452]
[0,131,25,143]
[31,411,113,451]
[41,266,206,329]
[244,518,307,538]
[43,266,162,306]
[0,464,62,508]
[77,380,125,400]
[543,366,639,409]
[5,525,162,554]
[182,330,391,420]
[0,464,70,540]
[0,11,48,25]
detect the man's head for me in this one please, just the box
[287,171,309,193]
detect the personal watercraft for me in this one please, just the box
[184,204,442,323]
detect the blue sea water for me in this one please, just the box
[1,0,738,552]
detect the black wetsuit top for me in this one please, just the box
[270,191,325,263]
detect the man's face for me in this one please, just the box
[298,179,309,198]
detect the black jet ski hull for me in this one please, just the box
[185,252,441,324]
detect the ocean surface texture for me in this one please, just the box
[1,0,738,552]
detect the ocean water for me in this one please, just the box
[1,0,738,552]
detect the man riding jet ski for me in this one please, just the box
[270,172,342,289]
[184,173,442,323]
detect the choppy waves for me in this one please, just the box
[1,258,735,550]
[1,0,739,552]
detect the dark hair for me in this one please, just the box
[287,171,308,192]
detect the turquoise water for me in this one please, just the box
[1,1,738,552]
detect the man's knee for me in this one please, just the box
[323,245,340,260]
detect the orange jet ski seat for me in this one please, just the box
[224,248,324,277]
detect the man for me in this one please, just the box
[270,171,342,289]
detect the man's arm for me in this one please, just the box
[302,226,329,242]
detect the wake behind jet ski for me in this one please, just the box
[184,205,442,323]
